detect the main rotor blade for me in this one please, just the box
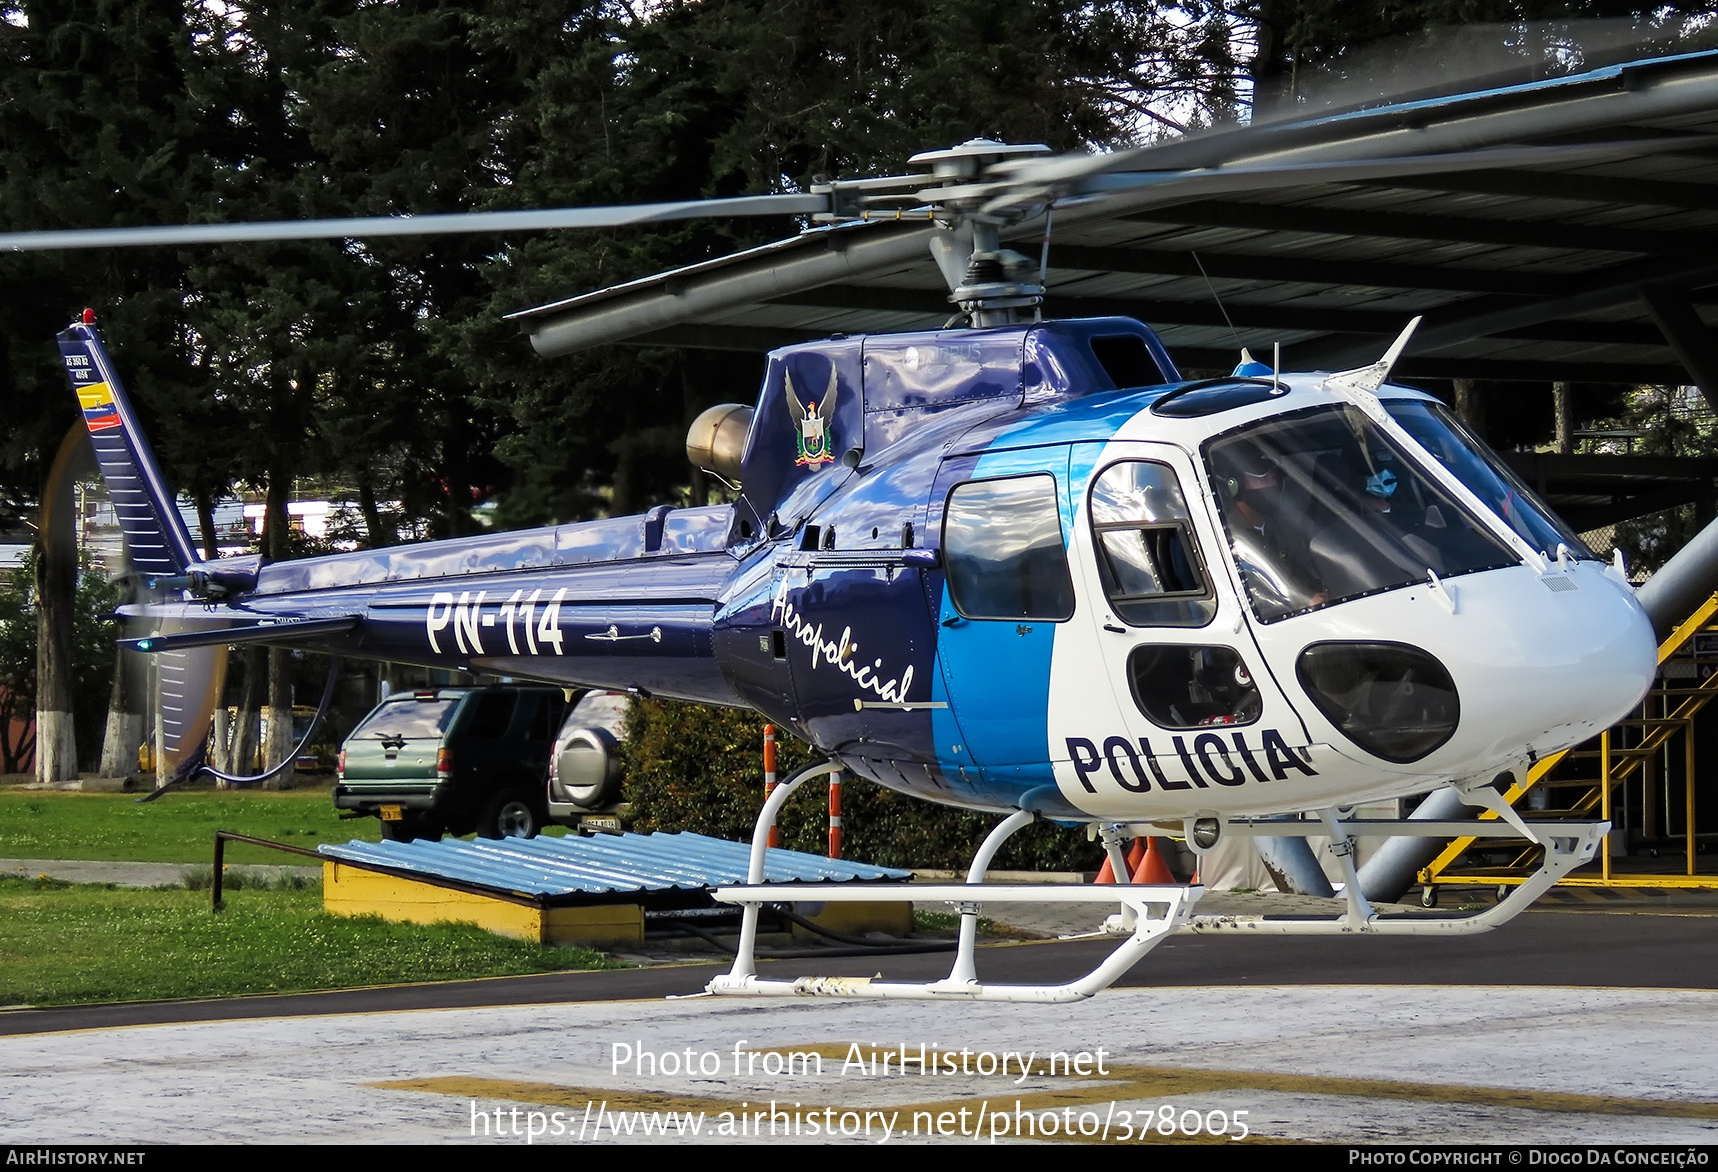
[0,193,829,252]
[1085,137,1705,197]
[983,50,1718,193]
[970,136,1713,218]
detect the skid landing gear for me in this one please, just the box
[705,762,1199,1003]
[705,768,1607,1004]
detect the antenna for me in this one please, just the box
[1190,251,1242,353]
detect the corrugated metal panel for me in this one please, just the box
[319,831,910,899]
[505,48,1718,387]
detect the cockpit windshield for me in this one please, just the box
[1207,405,1521,622]
[1385,400,1596,562]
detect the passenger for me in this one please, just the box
[1309,457,1445,601]
[1213,442,1326,616]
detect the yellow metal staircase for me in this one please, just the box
[1420,593,1718,892]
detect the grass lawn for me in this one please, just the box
[0,785,575,865]
[0,875,619,1006]
[0,786,387,865]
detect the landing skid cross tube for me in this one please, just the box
[706,789,1608,1003]
[1186,799,1608,937]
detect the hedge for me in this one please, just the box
[620,698,1102,873]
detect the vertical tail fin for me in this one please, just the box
[56,316,199,577]
[155,636,227,786]
[58,316,219,789]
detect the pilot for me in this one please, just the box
[1214,442,1326,616]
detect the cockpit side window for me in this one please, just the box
[943,474,1075,621]
[1088,460,1216,628]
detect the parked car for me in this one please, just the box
[545,690,630,827]
[333,685,567,841]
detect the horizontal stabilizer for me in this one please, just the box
[151,623,228,783]
[123,615,361,653]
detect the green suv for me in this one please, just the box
[333,686,568,841]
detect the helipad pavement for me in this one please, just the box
[2,985,1715,1145]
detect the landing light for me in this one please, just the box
[1190,817,1222,851]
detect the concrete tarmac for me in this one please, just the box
[0,856,321,886]
[2,983,1715,1145]
[2,908,1716,1145]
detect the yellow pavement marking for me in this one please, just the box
[374,1074,1278,1144]
[374,1041,1718,1144]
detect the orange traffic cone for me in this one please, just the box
[1124,838,1146,877]
[1098,837,1147,884]
[1131,836,1177,885]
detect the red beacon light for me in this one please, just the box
[82,308,94,324]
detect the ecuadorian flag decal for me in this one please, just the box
[76,381,121,431]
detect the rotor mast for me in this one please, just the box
[814,138,1054,327]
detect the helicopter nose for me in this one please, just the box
[1295,562,1656,772]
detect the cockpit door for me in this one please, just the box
[1053,441,1313,810]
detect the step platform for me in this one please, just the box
[318,831,911,945]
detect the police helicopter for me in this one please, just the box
[24,91,1682,1000]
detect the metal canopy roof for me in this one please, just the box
[1502,451,1718,530]
[320,831,911,904]
[512,49,1718,393]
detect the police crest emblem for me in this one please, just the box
[785,367,838,467]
